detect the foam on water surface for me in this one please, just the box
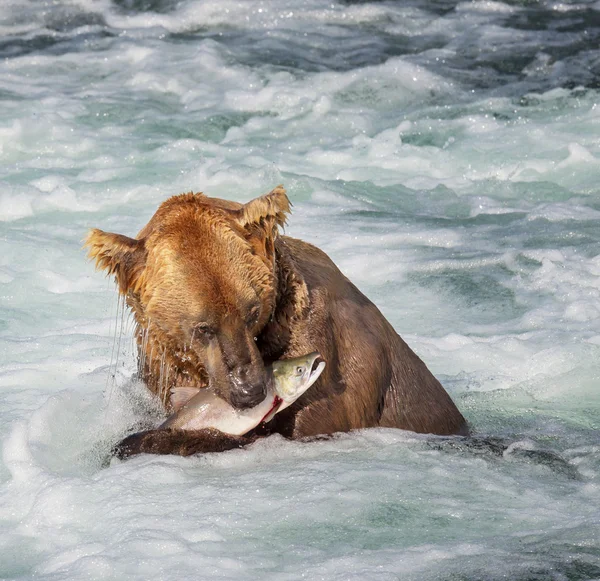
[1,0,600,579]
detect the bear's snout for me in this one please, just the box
[229,366,268,409]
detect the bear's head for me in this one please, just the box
[85,186,291,410]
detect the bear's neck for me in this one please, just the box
[255,238,310,362]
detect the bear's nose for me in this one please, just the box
[230,383,267,409]
[230,365,267,409]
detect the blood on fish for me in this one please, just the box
[260,395,283,424]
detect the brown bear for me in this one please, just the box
[85,186,468,456]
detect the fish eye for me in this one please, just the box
[295,366,305,375]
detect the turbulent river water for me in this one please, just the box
[1,0,600,579]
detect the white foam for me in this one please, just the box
[0,189,34,221]
[557,142,597,166]
[456,0,516,13]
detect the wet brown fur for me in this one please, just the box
[113,428,255,458]
[86,186,468,457]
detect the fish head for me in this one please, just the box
[272,352,326,405]
[259,352,325,425]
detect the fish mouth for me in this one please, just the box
[305,353,326,389]
[311,355,324,373]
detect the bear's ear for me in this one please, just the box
[235,186,291,262]
[84,228,147,295]
[236,185,291,231]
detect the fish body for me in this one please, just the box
[160,352,325,436]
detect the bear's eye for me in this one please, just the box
[193,322,215,339]
[295,366,305,376]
